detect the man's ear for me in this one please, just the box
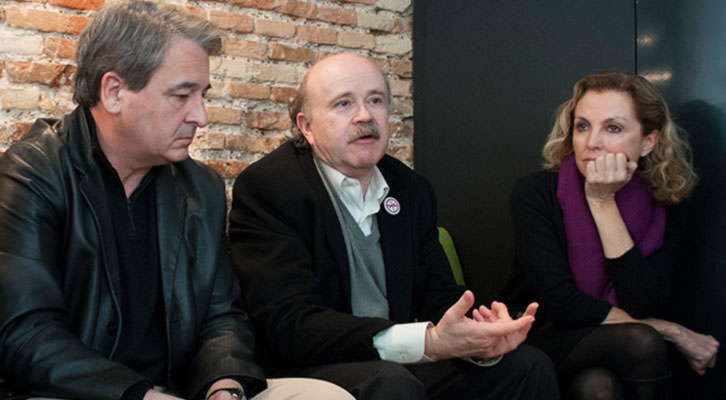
[296,112,314,145]
[98,71,124,115]
[640,129,660,157]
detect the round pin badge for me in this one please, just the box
[384,196,401,215]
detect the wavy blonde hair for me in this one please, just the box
[542,70,697,204]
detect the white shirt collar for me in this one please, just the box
[315,158,389,235]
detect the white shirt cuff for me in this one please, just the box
[372,322,431,364]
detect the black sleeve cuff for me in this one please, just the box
[237,377,265,399]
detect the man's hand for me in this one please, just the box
[424,290,536,361]
[472,300,538,325]
[205,378,245,400]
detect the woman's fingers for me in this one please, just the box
[584,153,634,200]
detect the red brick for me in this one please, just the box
[368,57,390,74]
[6,61,75,87]
[269,43,312,62]
[205,160,249,179]
[68,14,90,35]
[337,31,375,49]
[389,78,411,97]
[6,7,90,35]
[231,0,276,10]
[316,6,355,26]
[312,50,333,63]
[391,59,412,78]
[206,79,226,99]
[389,118,413,140]
[50,0,104,11]
[271,86,298,103]
[210,10,254,33]
[392,17,411,34]
[246,112,291,130]
[297,25,336,45]
[391,97,412,115]
[44,37,78,59]
[226,134,286,153]
[388,144,412,166]
[276,0,316,19]
[222,38,268,60]
[185,6,206,19]
[206,105,244,125]
[193,130,225,150]
[11,122,32,142]
[254,63,298,83]
[375,35,411,55]
[255,19,296,38]
[229,82,270,100]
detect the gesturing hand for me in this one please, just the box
[584,153,638,202]
[472,299,538,324]
[424,290,536,361]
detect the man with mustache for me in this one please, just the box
[0,2,354,400]
[228,53,559,399]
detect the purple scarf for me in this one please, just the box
[556,155,666,306]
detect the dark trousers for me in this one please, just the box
[287,344,559,400]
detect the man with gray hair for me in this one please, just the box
[0,1,352,400]
[229,53,559,399]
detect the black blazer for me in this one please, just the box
[229,141,463,371]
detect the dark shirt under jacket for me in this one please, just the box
[505,170,680,329]
[94,140,167,386]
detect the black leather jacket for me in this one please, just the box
[0,108,264,399]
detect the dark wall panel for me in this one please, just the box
[413,0,634,300]
[638,1,726,395]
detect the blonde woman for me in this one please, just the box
[508,71,718,399]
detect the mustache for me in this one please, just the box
[173,126,197,140]
[348,122,380,143]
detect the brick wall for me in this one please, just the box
[0,0,414,196]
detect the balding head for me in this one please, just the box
[289,53,391,148]
[289,53,392,184]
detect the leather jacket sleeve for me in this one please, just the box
[185,239,266,399]
[158,159,265,398]
[0,133,146,399]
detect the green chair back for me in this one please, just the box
[437,226,466,286]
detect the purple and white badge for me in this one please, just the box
[383,196,401,215]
